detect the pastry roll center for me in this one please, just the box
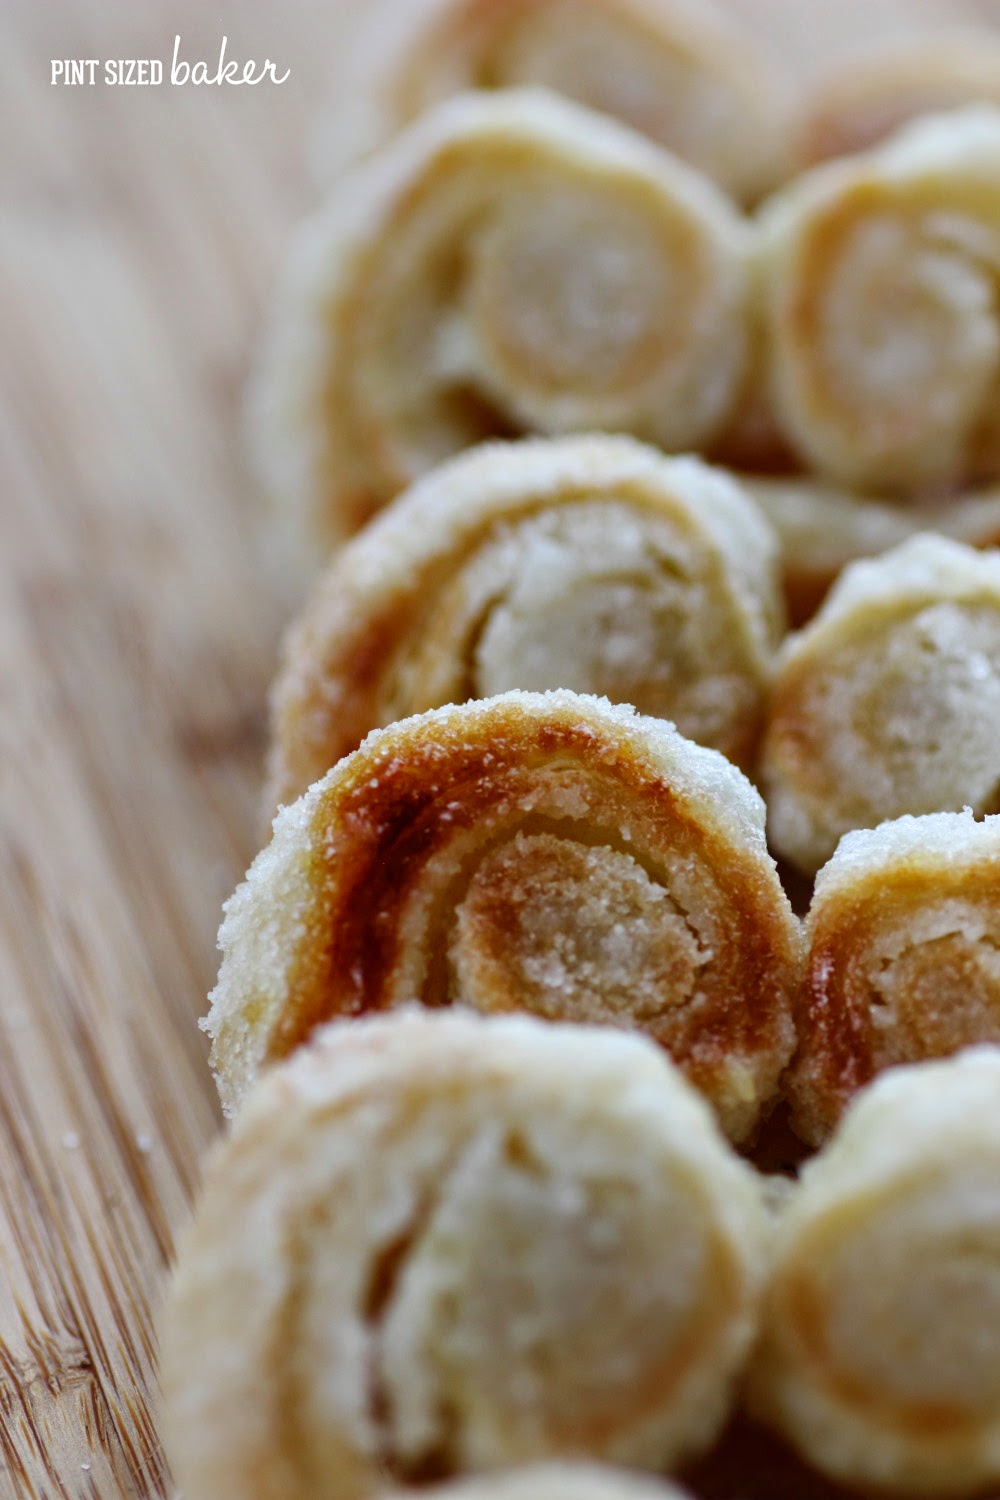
[865,912,1000,1067]
[843,602,1000,807]
[467,184,686,401]
[451,832,709,1025]
[363,1127,730,1470]
[466,501,759,748]
[821,211,998,422]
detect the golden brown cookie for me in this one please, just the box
[267,437,783,810]
[750,1046,1000,1496]
[760,107,1000,498]
[789,810,1000,1147]
[208,690,801,1141]
[162,1010,770,1499]
[761,533,1000,874]
[251,89,749,552]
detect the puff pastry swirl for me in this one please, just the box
[251,89,750,551]
[315,0,788,203]
[750,1046,1000,1496]
[760,107,1000,497]
[268,437,783,811]
[790,810,1000,1147]
[761,533,1000,874]
[162,1010,769,1499]
[208,690,801,1141]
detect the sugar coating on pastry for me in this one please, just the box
[314,0,789,203]
[268,437,783,809]
[401,1464,694,1500]
[761,532,1000,874]
[251,89,750,552]
[750,1046,1000,1495]
[162,1010,769,1500]
[760,107,1000,497]
[208,689,801,1140]
[798,33,1000,167]
[791,809,1000,1145]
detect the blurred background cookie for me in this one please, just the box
[310,0,791,203]
[251,89,750,552]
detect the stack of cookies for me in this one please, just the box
[161,4,1000,1496]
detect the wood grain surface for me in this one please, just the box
[1,1,997,1495]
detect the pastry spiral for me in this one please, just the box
[790,810,1000,1147]
[749,1046,1000,1496]
[749,474,1000,624]
[162,1010,769,1500]
[405,1467,694,1500]
[798,33,1000,167]
[252,89,750,551]
[268,437,783,811]
[316,0,788,203]
[208,690,801,1141]
[761,533,1000,875]
[760,107,1000,497]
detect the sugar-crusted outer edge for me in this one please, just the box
[775,531,1000,673]
[750,1045,1000,1494]
[267,436,783,809]
[206,688,786,1116]
[813,807,1000,905]
[761,103,1000,258]
[398,1461,694,1500]
[163,1010,770,1500]
[248,86,749,555]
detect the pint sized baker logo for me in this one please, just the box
[50,36,290,87]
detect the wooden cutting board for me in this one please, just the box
[0,1,994,1494]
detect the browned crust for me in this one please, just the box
[791,862,1000,1143]
[263,710,799,1140]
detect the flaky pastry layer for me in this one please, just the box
[750,1046,1000,1495]
[791,810,1000,1145]
[209,689,801,1141]
[163,1010,768,1500]
[761,533,1000,873]
[268,437,782,809]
